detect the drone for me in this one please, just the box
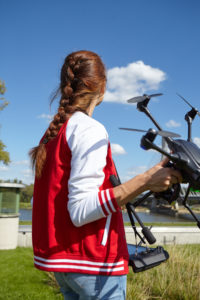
[110,92,200,272]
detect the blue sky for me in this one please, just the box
[1,0,200,184]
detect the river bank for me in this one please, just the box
[19,202,32,210]
[19,206,200,223]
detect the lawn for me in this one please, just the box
[0,245,199,300]
[127,244,200,300]
[19,221,197,226]
[0,248,62,300]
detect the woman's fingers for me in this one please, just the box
[158,157,169,167]
[170,170,182,183]
[157,158,183,183]
[145,162,182,193]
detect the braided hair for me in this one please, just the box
[30,50,106,178]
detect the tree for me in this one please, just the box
[0,141,10,165]
[0,80,10,164]
[0,178,23,184]
[0,80,9,111]
[20,184,34,203]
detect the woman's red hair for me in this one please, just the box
[29,50,106,178]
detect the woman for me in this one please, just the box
[30,50,181,300]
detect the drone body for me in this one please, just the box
[168,139,200,189]
[120,93,200,229]
[115,93,200,273]
[141,134,200,189]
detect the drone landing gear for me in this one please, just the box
[109,174,156,244]
[110,174,169,273]
[181,184,200,229]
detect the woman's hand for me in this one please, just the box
[114,158,182,207]
[144,158,182,193]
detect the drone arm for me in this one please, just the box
[185,108,198,142]
[137,104,173,145]
[187,119,192,142]
[137,104,162,131]
[141,136,180,162]
[132,191,153,207]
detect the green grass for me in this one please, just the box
[19,221,196,226]
[124,222,196,227]
[0,245,199,299]
[127,244,200,300]
[0,248,62,300]
[19,221,32,225]
[19,202,32,209]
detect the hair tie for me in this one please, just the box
[42,138,48,144]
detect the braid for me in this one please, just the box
[30,50,106,178]
[42,59,77,142]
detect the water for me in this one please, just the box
[19,209,198,223]
[20,209,32,221]
[122,211,197,223]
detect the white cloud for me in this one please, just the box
[193,137,200,148]
[20,169,35,184]
[119,175,133,183]
[12,160,29,166]
[0,166,9,171]
[127,165,148,176]
[21,169,33,176]
[104,61,166,104]
[37,113,53,121]
[165,120,181,128]
[120,165,149,183]
[111,143,126,155]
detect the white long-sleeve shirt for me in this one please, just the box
[66,111,118,227]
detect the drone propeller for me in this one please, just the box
[176,93,200,117]
[127,93,163,104]
[119,127,181,138]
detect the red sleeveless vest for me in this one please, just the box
[32,120,129,275]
